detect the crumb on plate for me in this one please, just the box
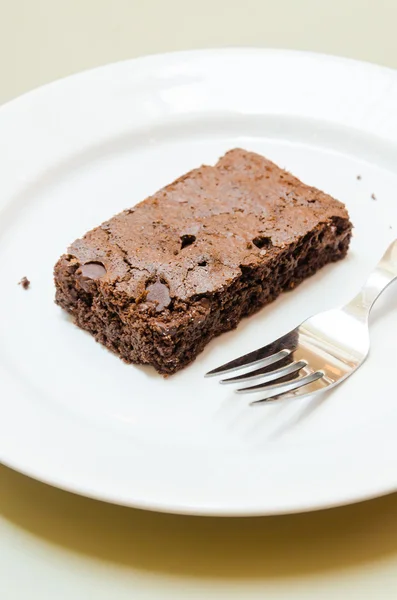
[18,276,30,290]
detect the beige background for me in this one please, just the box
[1,0,397,598]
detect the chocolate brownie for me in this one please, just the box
[54,149,352,375]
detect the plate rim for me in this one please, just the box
[1,46,397,113]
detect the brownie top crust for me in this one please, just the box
[67,149,350,304]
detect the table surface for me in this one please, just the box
[1,1,397,598]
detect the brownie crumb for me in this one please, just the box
[371,193,377,201]
[356,175,362,180]
[19,276,30,290]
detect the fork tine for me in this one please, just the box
[206,349,290,378]
[220,355,295,384]
[233,360,308,391]
[249,372,326,404]
[205,328,299,377]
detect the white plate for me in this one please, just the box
[1,49,397,516]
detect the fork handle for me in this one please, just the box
[346,239,397,316]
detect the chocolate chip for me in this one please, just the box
[253,236,272,249]
[180,234,196,249]
[81,262,107,279]
[146,281,171,312]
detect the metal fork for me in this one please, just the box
[206,239,397,404]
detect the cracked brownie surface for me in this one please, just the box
[54,149,352,375]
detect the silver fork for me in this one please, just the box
[206,239,397,404]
